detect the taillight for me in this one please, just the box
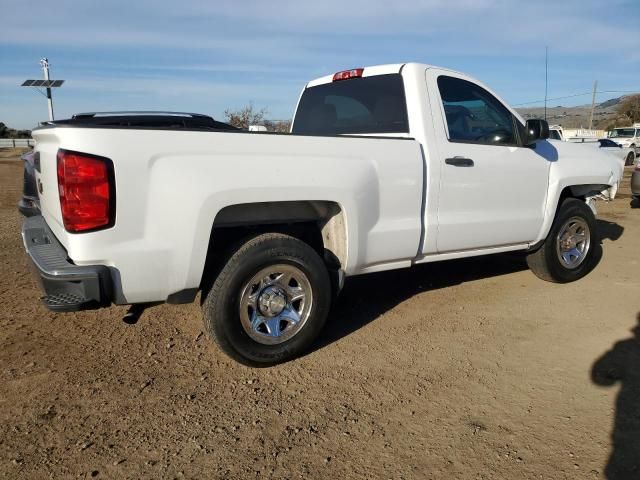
[332,68,364,81]
[57,149,115,233]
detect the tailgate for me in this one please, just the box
[30,128,67,241]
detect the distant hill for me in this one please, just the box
[516,95,630,129]
[597,97,622,109]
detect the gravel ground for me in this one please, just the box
[1,149,639,479]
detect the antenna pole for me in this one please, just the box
[544,47,548,121]
[41,58,54,121]
[588,80,598,131]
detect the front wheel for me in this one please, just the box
[526,198,600,283]
[202,233,331,366]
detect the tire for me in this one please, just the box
[626,152,635,166]
[526,198,599,283]
[202,233,331,366]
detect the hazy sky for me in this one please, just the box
[1,0,639,129]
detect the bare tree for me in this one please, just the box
[224,104,268,130]
[615,94,640,125]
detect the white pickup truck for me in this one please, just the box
[22,63,622,365]
[608,124,640,157]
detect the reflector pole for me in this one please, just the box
[41,58,54,121]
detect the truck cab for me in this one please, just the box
[608,124,640,156]
[548,125,565,141]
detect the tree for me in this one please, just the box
[0,122,31,139]
[615,94,640,125]
[263,119,291,133]
[224,104,268,130]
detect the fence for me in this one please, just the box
[563,129,606,139]
[0,138,35,148]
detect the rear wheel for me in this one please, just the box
[526,198,599,283]
[202,233,331,366]
[626,152,635,166]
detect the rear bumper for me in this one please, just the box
[22,215,113,312]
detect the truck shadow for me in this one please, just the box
[314,251,529,351]
[313,219,624,352]
[591,313,640,479]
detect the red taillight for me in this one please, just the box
[332,68,364,82]
[57,149,114,233]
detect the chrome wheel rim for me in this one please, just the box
[556,216,590,269]
[239,264,312,345]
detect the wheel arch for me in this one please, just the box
[199,200,348,293]
[535,183,610,246]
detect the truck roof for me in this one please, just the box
[305,63,465,88]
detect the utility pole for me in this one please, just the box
[41,58,54,121]
[588,80,598,132]
[544,46,548,121]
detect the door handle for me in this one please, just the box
[445,156,474,167]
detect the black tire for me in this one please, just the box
[202,233,331,366]
[526,198,600,283]
[626,152,635,166]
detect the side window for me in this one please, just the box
[437,75,516,146]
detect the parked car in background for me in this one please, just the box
[548,125,564,141]
[58,111,238,130]
[595,138,636,166]
[608,124,640,157]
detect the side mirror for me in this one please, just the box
[523,119,550,146]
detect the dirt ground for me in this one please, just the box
[1,148,639,479]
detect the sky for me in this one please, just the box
[1,0,639,129]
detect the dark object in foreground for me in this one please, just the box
[18,149,40,217]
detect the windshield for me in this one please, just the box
[292,74,409,135]
[610,128,635,138]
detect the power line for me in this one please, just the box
[513,90,639,107]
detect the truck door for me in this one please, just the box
[426,69,551,253]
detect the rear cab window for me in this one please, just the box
[292,74,409,135]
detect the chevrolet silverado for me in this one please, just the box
[21,63,623,365]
